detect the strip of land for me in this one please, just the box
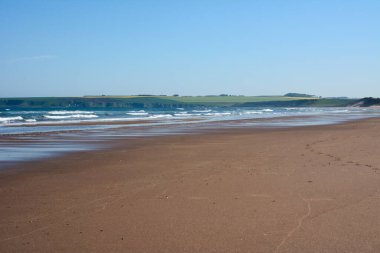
[0,95,358,108]
[1,119,380,252]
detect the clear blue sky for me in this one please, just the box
[1,0,379,97]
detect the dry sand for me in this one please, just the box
[1,119,380,252]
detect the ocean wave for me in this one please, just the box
[192,109,212,113]
[48,110,95,115]
[44,114,99,119]
[148,114,173,119]
[126,110,149,116]
[0,116,23,122]
[331,109,349,113]
[174,113,192,117]
[261,109,274,112]
[95,117,148,122]
[242,111,263,115]
[129,110,146,112]
[204,112,232,116]
[16,117,143,125]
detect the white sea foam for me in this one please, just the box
[332,109,349,113]
[174,113,192,117]
[204,112,232,116]
[0,116,23,122]
[243,111,263,114]
[127,110,149,116]
[96,117,147,122]
[18,117,140,125]
[130,110,146,113]
[192,109,212,113]
[25,119,37,122]
[148,114,173,119]
[261,109,274,112]
[48,110,95,115]
[44,114,99,119]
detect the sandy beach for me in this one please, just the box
[1,119,380,252]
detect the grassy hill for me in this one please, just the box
[166,95,314,105]
[0,95,357,109]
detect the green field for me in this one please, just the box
[84,95,316,105]
[166,95,314,104]
[0,95,357,109]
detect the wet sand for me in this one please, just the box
[1,119,380,252]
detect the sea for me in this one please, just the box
[1,106,380,167]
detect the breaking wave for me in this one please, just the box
[48,110,94,115]
[44,114,99,119]
[0,116,23,123]
[127,110,149,116]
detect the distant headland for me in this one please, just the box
[0,93,379,109]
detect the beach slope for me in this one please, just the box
[1,119,380,252]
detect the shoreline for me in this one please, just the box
[1,118,380,252]
[2,106,380,136]
[0,116,377,170]
[1,116,380,171]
